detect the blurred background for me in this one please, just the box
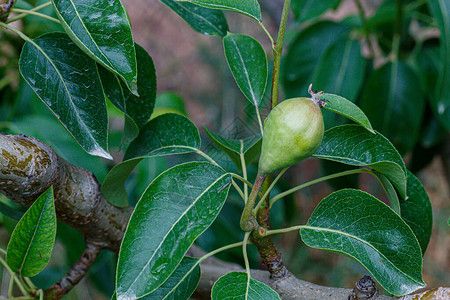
[0,0,448,298]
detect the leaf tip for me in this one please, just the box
[90,146,113,160]
[130,81,140,97]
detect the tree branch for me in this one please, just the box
[190,243,449,300]
[44,243,101,299]
[0,133,448,300]
[0,134,133,253]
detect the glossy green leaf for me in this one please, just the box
[313,125,407,199]
[6,187,56,277]
[427,0,450,130]
[101,113,201,207]
[52,0,138,94]
[360,62,424,154]
[19,32,111,159]
[100,44,156,143]
[319,93,373,133]
[373,171,400,215]
[116,162,231,299]
[177,0,261,21]
[223,33,267,107]
[313,38,366,101]
[212,272,280,299]
[161,0,229,37]
[312,37,367,129]
[283,21,349,98]
[291,0,341,22]
[205,125,261,170]
[142,257,200,300]
[400,170,433,254]
[301,189,425,296]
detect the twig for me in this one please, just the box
[44,243,101,299]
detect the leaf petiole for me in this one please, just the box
[0,21,33,43]
[9,8,60,24]
[240,140,249,203]
[5,1,52,23]
[198,241,245,264]
[257,21,275,50]
[0,255,28,296]
[264,225,304,236]
[269,168,373,208]
[242,232,251,298]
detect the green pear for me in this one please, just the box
[258,97,324,175]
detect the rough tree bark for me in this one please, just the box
[0,133,448,300]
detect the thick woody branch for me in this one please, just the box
[0,133,448,300]
[190,245,449,300]
[0,134,133,252]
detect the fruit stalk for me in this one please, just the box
[240,173,267,232]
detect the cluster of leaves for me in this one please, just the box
[285,0,449,171]
[0,0,445,299]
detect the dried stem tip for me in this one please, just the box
[349,275,377,300]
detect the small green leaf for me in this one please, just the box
[205,126,261,170]
[291,0,341,22]
[301,189,425,296]
[177,0,261,21]
[223,33,267,107]
[142,257,200,300]
[116,162,231,299]
[427,0,450,130]
[401,170,433,254]
[313,125,407,199]
[19,32,111,159]
[101,113,201,207]
[360,62,425,154]
[312,37,367,129]
[319,93,374,133]
[100,44,156,143]
[52,0,138,94]
[373,171,400,215]
[283,21,349,98]
[211,272,280,299]
[6,187,56,277]
[161,0,229,37]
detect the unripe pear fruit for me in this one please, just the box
[258,94,324,175]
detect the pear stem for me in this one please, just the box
[240,173,267,231]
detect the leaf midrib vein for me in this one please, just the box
[123,172,228,295]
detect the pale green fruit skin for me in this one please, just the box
[258,97,324,175]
